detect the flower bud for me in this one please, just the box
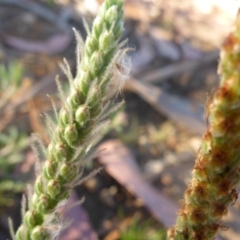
[30,193,38,208]
[78,71,91,95]
[75,105,90,126]
[113,21,124,40]
[99,31,115,53]
[56,187,70,200]
[36,194,54,214]
[64,124,79,146]
[79,121,93,138]
[93,16,104,38]
[105,0,118,8]
[47,180,61,199]
[85,36,98,57]
[90,51,104,73]
[54,142,67,162]
[15,225,27,240]
[55,126,65,142]
[23,210,43,229]
[89,87,101,107]
[59,163,78,182]
[67,88,83,109]
[47,142,55,159]
[35,176,44,195]
[43,160,58,180]
[59,108,70,126]
[105,6,118,24]
[31,226,48,240]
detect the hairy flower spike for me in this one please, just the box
[168,10,240,240]
[14,0,128,239]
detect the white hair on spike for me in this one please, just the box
[21,195,27,222]
[8,218,15,240]
[72,28,85,69]
[47,94,59,122]
[59,58,74,87]
[117,53,131,81]
[72,167,103,187]
[99,100,124,122]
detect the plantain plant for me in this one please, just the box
[11,0,130,239]
[0,62,29,212]
[8,0,240,239]
[168,10,240,240]
[0,127,28,210]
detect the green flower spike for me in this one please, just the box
[168,10,240,240]
[12,0,130,239]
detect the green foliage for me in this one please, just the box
[0,180,25,208]
[44,0,54,6]
[120,217,166,240]
[0,127,28,172]
[0,61,28,211]
[0,61,24,111]
[0,61,23,90]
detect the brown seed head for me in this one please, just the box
[211,202,227,219]
[189,207,206,224]
[192,181,208,200]
[215,84,235,105]
[167,227,175,238]
[219,116,238,134]
[231,139,240,150]
[193,158,209,181]
[222,33,237,51]
[202,129,212,143]
[210,148,230,170]
[215,178,232,197]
